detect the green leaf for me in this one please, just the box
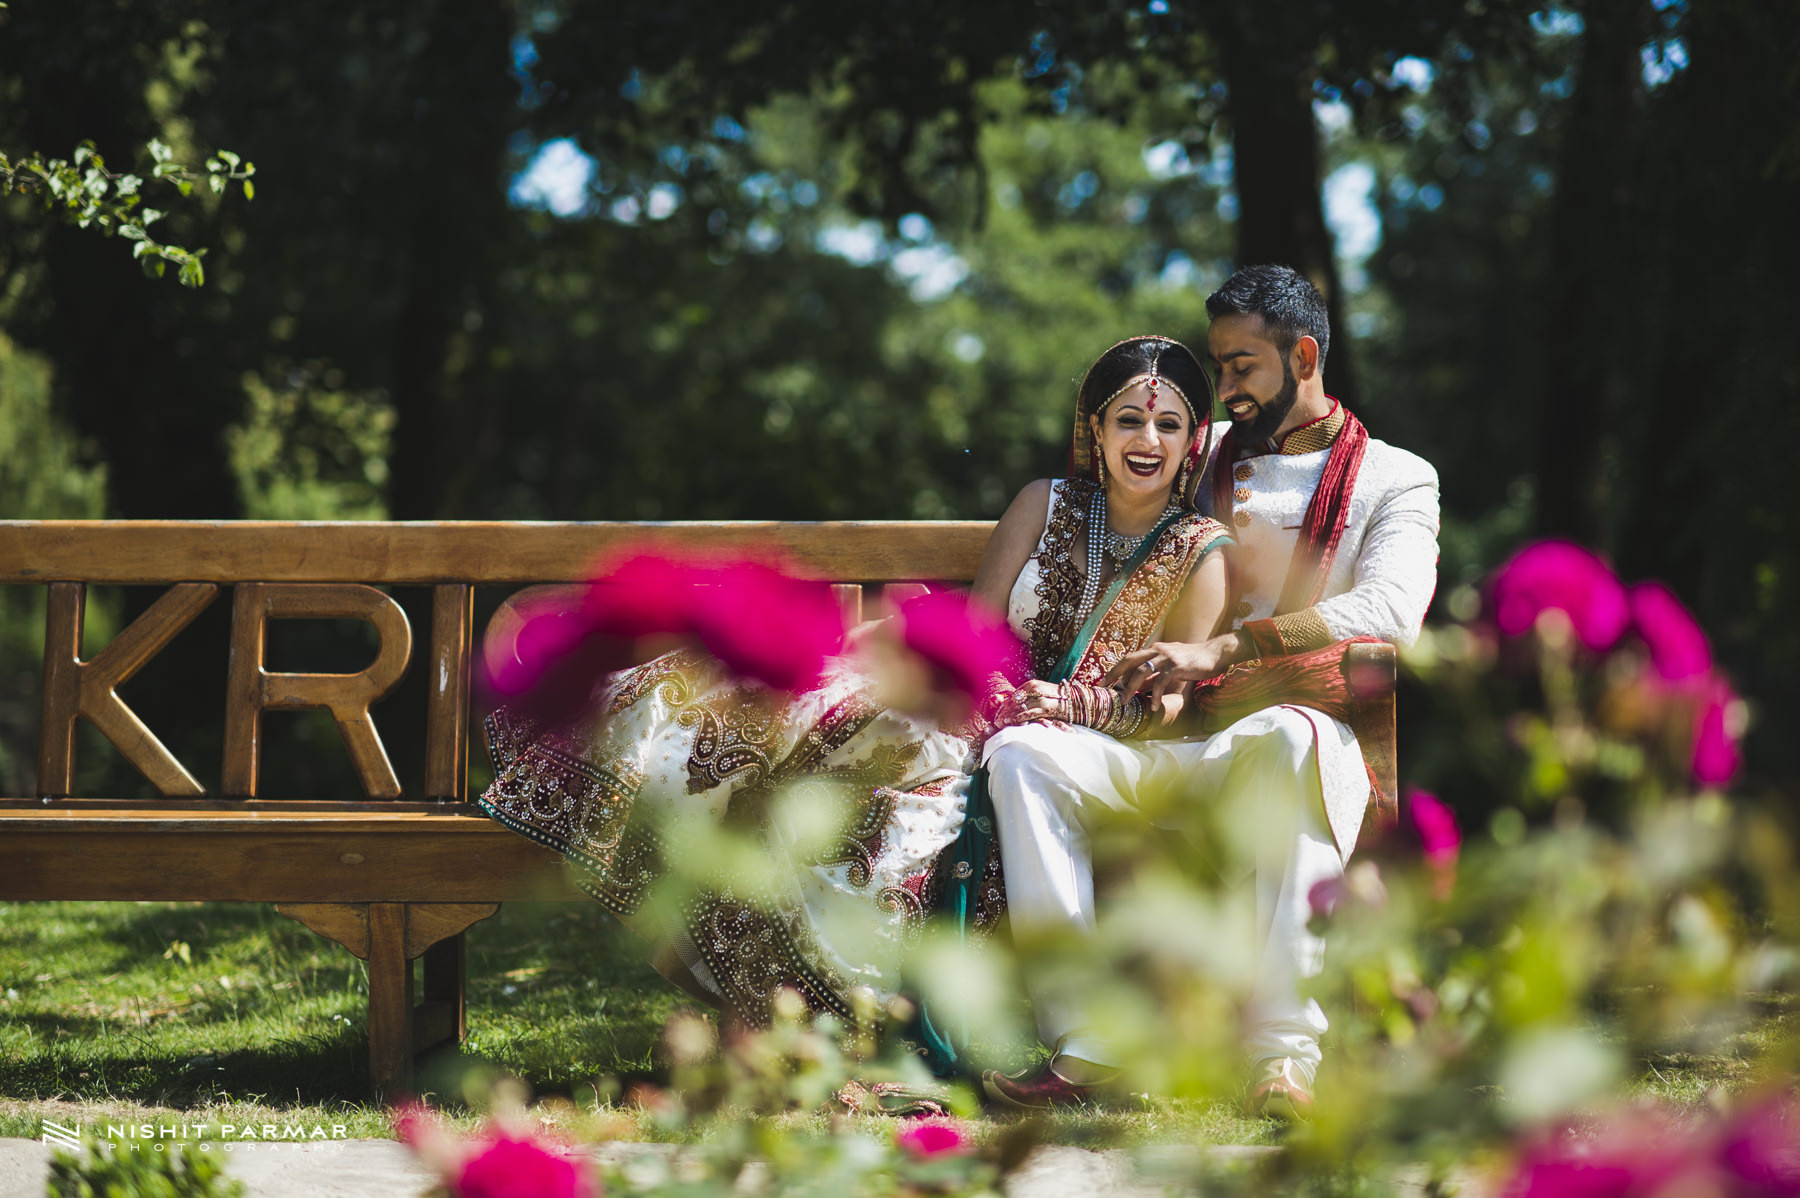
[243,179,255,201]
[140,208,165,226]
[116,173,141,196]
[132,240,152,260]
[147,138,173,164]
[120,225,146,240]
[209,174,224,195]
[178,257,204,287]
[176,179,193,197]
[217,149,241,169]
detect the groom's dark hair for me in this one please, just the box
[1206,264,1331,367]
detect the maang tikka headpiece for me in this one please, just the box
[1145,343,1163,411]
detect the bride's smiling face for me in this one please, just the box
[1090,384,1192,500]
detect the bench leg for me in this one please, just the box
[276,901,498,1101]
[416,933,467,1054]
[367,903,414,1099]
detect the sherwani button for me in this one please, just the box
[1234,463,1254,481]
[1234,511,1252,528]
[1234,487,1251,503]
[1236,600,1253,617]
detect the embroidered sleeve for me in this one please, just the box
[1242,608,1335,658]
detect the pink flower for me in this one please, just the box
[896,1119,971,1158]
[1491,542,1629,652]
[1716,1096,1800,1191]
[683,559,843,693]
[1307,876,1346,921]
[1691,681,1743,788]
[1627,582,1712,685]
[897,590,1027,703]
[481,548,845,719]
[1504,1098,1800,1197]
[483,602,634,727]
[1407,789,1460,869]
[454,1133,598,1198]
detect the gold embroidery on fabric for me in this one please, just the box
[1023,478,1093,679]
[679,690,788,795]
[605,647,705,715]
[1276,403,1346,456]
[1272,607,1335,652]
[479,709,659,914]
[1070,516,1232,684]
[685,893,857,1025]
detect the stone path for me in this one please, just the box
[1,1137,1471,1196]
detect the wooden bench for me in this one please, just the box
[0,519,1396,1098]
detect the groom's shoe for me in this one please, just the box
[1247,1057,1314,1122]
[981,1061,1105,1110]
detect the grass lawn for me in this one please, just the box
[0,899,1784,1150]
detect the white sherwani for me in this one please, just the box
[986,411,1439,1075]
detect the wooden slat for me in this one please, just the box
[36,583,85,797]
[0,520,995,585]
[425,585,473,800]
[0,806,579,902]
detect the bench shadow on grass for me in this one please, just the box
[1,898,689,1107]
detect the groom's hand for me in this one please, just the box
[1104,632,1249,702]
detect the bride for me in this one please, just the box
[477,334,1234,1039]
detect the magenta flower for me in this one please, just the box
[1716,1096,1800,1191]
[1691,681,1744,789]
[481,548,845,718]
[1504,1098,1800,1197]
[896,1119,971,1158]
[1307,876,1346,921]
[898,590,1027,703]
[683,558,843,693]
[582,552,712,640]
[1491,541,1630,652]
[1627,582,1712,685]
[454,1133,598,1198]
[1407,789,1461,869]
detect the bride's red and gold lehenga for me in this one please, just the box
[477,476,1230,1029]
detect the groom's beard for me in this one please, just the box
[1236,362,1299,444]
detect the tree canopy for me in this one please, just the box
[2,0,1797,795]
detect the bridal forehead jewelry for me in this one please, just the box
[1096,349,1191,421]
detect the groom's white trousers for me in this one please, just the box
[982,705,1365,1080]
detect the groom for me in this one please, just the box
[982,264,1440,1115]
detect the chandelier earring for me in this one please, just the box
[1174,456,1193,506]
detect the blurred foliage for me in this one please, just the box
[378,564,1798,1195]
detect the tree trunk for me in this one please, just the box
[384,0,512,520]
[1533,0,1648,545]
[1214,8,1359,406]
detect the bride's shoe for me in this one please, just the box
[981,1058,1116,1109]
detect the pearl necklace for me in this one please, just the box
[1079,489,1179,620]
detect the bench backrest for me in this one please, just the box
[0,520,992,803]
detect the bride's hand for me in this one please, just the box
[993,679,1066,727]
